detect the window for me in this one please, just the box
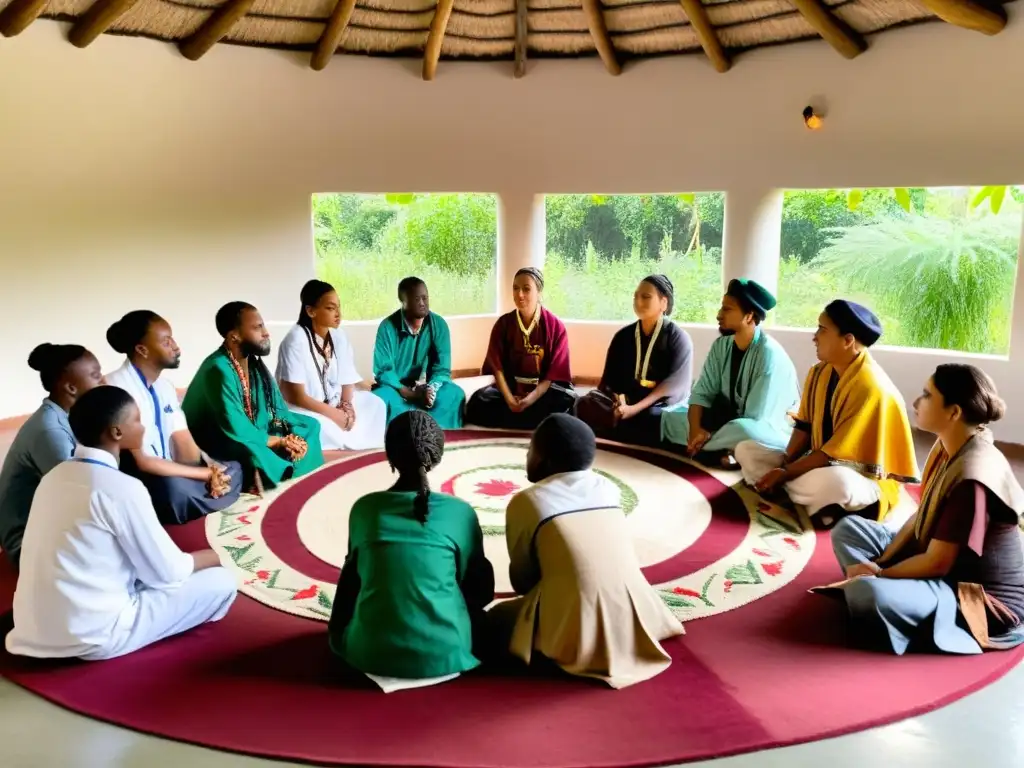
[543,193,725,323]
[312,193,498,320]
[775,186,1022,356]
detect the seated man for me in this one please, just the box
[662,279,798,464]
[489,414,684,689]
[735,300,919,527]
[371,277,465,429]
[104,310,242,525]
[0,343,103,568]
[182,302,323,494]
[6,386,236,661]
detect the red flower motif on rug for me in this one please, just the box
[292,585,318,601]
[673,587,701,598]
[475,479,520,497]
[235,535,251,541]
[761,561,783,577]
[783,536,801,550]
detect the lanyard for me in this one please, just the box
[634,316,663,388]
[131,364,167,459]
[73,457,115,470]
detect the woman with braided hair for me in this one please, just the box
[576,274,693,446]
[328,411,494,680]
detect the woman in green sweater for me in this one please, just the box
[328,411,495,679]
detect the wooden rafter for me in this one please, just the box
[422,0,455,81]
[789,0,866,59]
[179,0,256,61]
[921,0,1007,35]
[68,0,140,48]
[678,0,730,73]
[0,0,47,37]
[514,0,528,78]
[311,0,358,70]
[581,0,621,75]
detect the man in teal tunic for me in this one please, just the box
[661,279,798,461]
[183,301,323,492]
[371,277,465,429]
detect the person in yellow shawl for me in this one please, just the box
[735,300,918,528]
[488,413,684,688]
[827,364,1024,655]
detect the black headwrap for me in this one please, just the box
[385,411,445,523]
[642,274,675,316]
[532,414,596,474]
[515,267,544,292]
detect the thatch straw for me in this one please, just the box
[4,0,1011,64]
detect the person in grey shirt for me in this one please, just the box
[0,343,104,567]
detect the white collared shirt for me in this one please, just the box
[104,359,188,459]
[5,446,195,658]
[275,324,362,407]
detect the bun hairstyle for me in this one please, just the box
[107,310,160,356]
[932,363,1006,426]
[27,343,90,392]
[642,274,675,316]
[384,410,445,524]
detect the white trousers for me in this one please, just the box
[84,567,237,661]
[295,390,387,451]
[733,440,881,517]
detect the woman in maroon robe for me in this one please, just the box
[465,268,576,430]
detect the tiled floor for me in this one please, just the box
[0,426,1022,767]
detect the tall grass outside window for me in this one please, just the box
[312,193,498,321]
[774,186,1022,356]
[543,193,725,323]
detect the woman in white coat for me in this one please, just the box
[276,280,386,451]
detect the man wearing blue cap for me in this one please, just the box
[735,300,919,527]
[661,278,799,465]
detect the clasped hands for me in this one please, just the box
[505,390,540,413]
[268,434,308,462]
[334,399,357,431]
[205,463,232,499]
[400,384,436,408]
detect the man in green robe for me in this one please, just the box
[661,279,799,461]
[183,301,323,491]
[371,277,465,429]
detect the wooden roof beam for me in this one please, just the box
[422,0,455,81]
[0,0,47,37]
[921,0,1007,35]
[179,0,256,61]
[68,0,140,47]
[582,0,621,75]
[311,0,357,70]
[789,0,866,59]
[514,0,527,78]
[678,0,730,73]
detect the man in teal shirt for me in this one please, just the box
[371,277,465,429]
[661,278,799,462]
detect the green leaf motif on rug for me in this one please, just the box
[756,511,801,537]
[223,543,255,564]
[660,573,717,610]
[725,560,762,586]
[237,558,263,572]
[317,590,334,611]
[217,514,248,537]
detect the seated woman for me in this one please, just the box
[104,310,243,525]
[576,275,692,446]
[465,268,576,430]
[327,411,494,680]
[0,344,103,567]
[6,386,236,661]
[276,280,386,451]
[830,364,1024,655]
[489,414,684,688]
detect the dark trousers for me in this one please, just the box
[465,385,577,430]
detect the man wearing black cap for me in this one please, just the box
[735,300,918,528]
[491,414,684,688]
[662,278,798,466]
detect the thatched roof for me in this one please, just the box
[0,0,1016,79]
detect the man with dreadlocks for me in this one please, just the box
[491,413,684,688]
[182,302,323,492]
[328,411,494,680]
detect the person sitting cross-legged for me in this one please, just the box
[104,310,243,525]
[829,365,1024,655]
[735,300,919,528]
[328,411,494,680]
[5,386,237,661]
[488,414,684,688]
[371,277,465,429]
[0,343,104,568]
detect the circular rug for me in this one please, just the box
[207,433,816,622]
[1,431,1022,768]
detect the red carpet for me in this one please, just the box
[0,486,1021,767]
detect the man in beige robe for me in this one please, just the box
[491,413,684,688]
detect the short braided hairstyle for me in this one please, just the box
[385,410,445,523]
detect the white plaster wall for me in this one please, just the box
[1,20,1023,442]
